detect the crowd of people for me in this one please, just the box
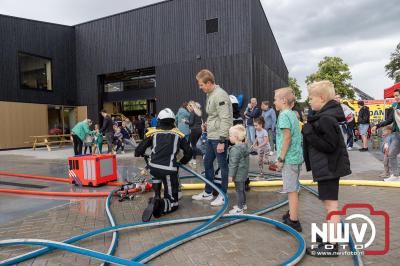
[131,69,352,257]
[69,68,400,258]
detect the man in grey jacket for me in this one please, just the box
[192,69,233,206]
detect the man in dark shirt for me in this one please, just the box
[100,110,114,153]
[244,98,261,146]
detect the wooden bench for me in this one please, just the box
[28,134,72,151]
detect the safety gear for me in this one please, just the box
[229,95,238,104]
[157,108,175,120]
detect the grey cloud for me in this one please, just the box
[261,0,399,99]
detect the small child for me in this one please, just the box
[121,121,137,150]
[380,125,394,179]
[251,117,271,178]
[83,132,94,155]
[135,108,192,222]
[274,87,304,232]
[112,125,124,154]
[93,124,103,154]
[228,124,250,214]
[303,80,351,256]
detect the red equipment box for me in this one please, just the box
[68,154,117,186]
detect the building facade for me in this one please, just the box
[0,0,287,149]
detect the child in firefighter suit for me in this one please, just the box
[135,108,192,222]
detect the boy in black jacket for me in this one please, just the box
[303,81,351,257]
[135,108,192,222]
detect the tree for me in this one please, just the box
[288,77,302,100]
[385,42,400,83]
[306,56,354,99]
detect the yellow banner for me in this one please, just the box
[342,99,395,125]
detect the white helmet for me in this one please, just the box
[229,95,238,104]
[157,108,175,120]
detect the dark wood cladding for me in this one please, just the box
[0,0,287,120]
[0,15,76,105]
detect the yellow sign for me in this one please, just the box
[343,99,395,125]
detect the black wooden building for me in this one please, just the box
[0,0,287,148]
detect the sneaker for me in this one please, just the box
[229,206,244,214]
[192,191,213,201]
[359,148,368,152]
[347,147,353,151]
[190,159,197,165]
[379,172,389,178]
[282,210,290,221]
[306,243,339,257]
[278,217,302,232]
[232,204,248,210]
[210,194,225,206]
[384,175,400,182]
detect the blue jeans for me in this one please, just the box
[346,124,354,148]
[388,132,400,176]
[204,140,229,194]
[246,125,256,145]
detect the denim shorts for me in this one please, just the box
[359,124,369,136]
[281,164,301,193]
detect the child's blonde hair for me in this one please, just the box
[275,87,296,105]
[383,125,393,133]
[307,80,336,100]
[229,124,246,141]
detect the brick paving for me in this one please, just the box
[0,148,399,265]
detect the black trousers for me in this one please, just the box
[151,170,179,215]
[105,132,114,153]
[189,129,202,158]
[72,134,83,155]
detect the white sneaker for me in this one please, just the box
[347,147,353,151]
[229,206,244,214]
[384,175,400,182]
[192,191,213,201]
[210,194,225,206]
[233,204,247,210]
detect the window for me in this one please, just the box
[103,67,156,92]
[19,52,52,91]
[104,82,123,92]
[122,100,147,112]
[206,18,218,34]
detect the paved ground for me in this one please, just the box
[0,144,399,265]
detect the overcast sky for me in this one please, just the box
[1,0,399,100]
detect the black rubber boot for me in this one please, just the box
[153,198,163,218]
[142,197,155,222]
[142,182,162,222]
